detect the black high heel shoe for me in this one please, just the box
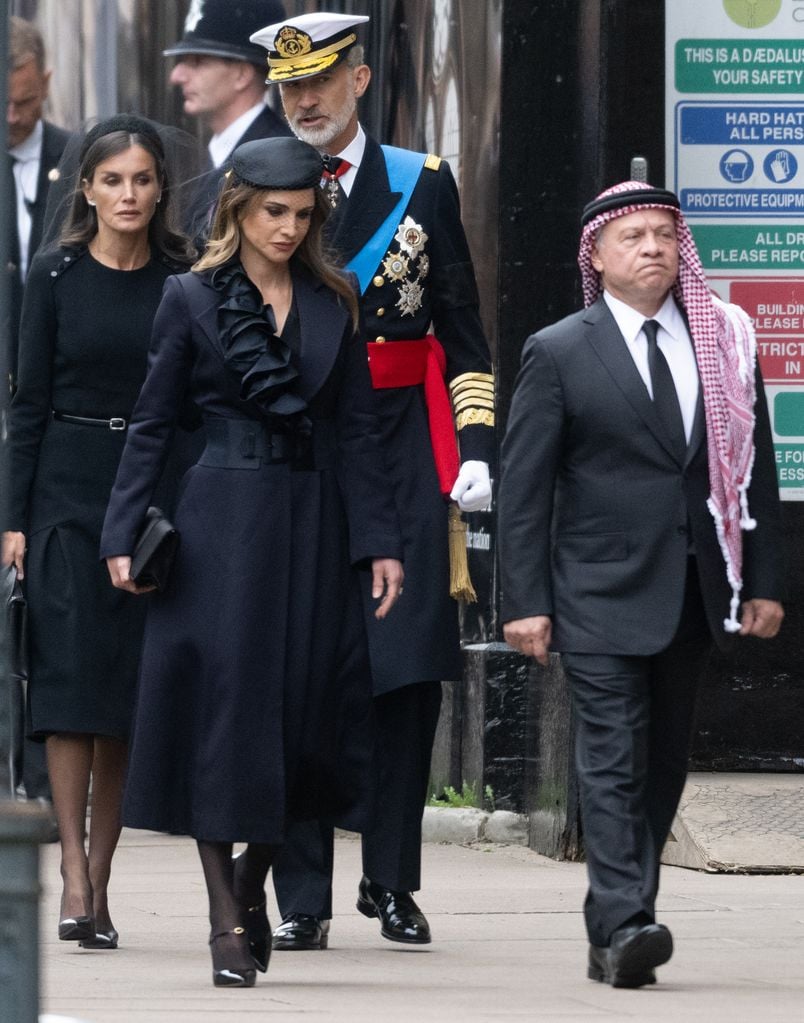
[58,915,95,942]
[243,898,271,973]
[232,852,271,972]
[209,928,257,988]
[80,926,119,949]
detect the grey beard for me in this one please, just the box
[292,121,341,148]
[289,97,356,151]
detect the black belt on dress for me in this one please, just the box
[53,410,127,430]
[199,416,336,470]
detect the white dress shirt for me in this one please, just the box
[603,290,700,443]
[9,119,43,280]
[329,123,366,196]
[208,102,267,168]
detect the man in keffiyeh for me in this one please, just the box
[499,181,785,988]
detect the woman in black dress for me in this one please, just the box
[100,137,403,987]
[2,115,193,949]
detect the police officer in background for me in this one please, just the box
[163,0,290,242]
[6,16,70,395]
[247,12,495,951]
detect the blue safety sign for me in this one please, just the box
[674,101,804,218]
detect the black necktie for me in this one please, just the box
[643,319,687,461]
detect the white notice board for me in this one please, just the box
[666,0,804,499]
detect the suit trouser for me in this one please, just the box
[562,558,711,949]
[273,680,443,919]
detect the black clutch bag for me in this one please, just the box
[1,564,27,798]
[130,506,179,592]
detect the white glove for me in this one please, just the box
[450,460,492,512]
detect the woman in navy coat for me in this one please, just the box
[100,137,403,987]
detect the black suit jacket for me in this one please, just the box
[183,105,290,245]
[7,120,70,387]
[499,296,784,654]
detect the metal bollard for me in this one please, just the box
[0,801,54,1023]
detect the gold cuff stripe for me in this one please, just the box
[451,378,495,394]
[453,396,495,414]
[452,387,495,403]
[450,372,494,389]
[424,154,442,171]
[456,408,495,430]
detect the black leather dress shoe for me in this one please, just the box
[272,914,330,951]
[356,876,431,944]
[588,923,673,988]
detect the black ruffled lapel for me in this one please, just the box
[209,261,308,420]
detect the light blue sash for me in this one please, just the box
[347,145,427,294]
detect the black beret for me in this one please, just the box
[164,0,287,67]
[230,137,323,190]
[581,187,680,227]
[80,115,164,162]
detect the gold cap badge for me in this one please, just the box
[274,26,313,59]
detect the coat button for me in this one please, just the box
[377,307,385,316]
[375,336,386,343]
[373,275,384,287]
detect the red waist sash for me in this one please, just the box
[366,336,459,497]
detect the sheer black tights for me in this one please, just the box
[196,841,277,929]
[233,842,277,908]
[197,840,274,973]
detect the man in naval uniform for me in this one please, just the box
[163,0,290,243]
[248,12,495,951]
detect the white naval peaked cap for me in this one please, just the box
[250,12,370,83]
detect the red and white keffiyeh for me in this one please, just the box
[578,181,758,632]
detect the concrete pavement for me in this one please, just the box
[39,828,803,1023]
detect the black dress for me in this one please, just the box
[100,263,402,843]
[7,246,182,740]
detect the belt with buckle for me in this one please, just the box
[53,411,128,430]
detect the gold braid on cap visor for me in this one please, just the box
[267,33,358,82]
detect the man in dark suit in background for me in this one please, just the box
[500,181,785,988]
[5,16,69,811]
[163,0,290,243]
[244,12,495,952]
[6,16,70,396]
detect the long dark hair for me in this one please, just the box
[60,127,195,265]
[193,180,359,328]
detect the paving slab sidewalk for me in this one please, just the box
[39,829,803,1023]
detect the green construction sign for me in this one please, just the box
[773,391,804,435]
[690,225,804,270]
[775,444,804,487]
[676,39,804,93]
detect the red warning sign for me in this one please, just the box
[730,280,804,384]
